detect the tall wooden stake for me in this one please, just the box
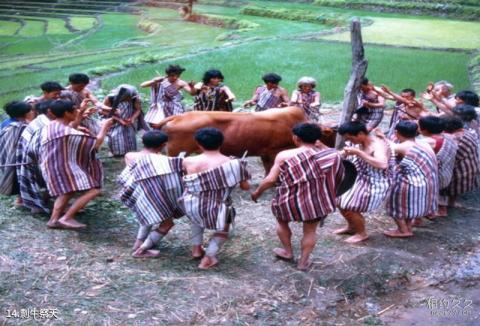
[335,19,368,149]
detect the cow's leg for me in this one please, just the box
[260,154,275,176]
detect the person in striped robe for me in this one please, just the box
[353,78,385,131]
[252,123,344,270]
[442,116,479,208]
[192,69,235,112]
[40,100,113,230]
[383,121,439,238]
[16,100,54,214]
[103,85,142,157]
[290,77,321,121]
[243,73,289,111]
[179,128,251,270]
[453,104,480,140]
[118,131,185,258]
[417,116,458,218]
[335,122,390,243]
[0,101,34,205]
[24,81,64,111]
[141,65,194,126]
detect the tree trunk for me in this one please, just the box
[335,19,368,149]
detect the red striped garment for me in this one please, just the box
[179,159,250,231]
[337,143,391,213]
[40,121,103,197]
[445,130,479,197]
[61,89,100,135]
[386,144,439,220]
[272,148,343,223]
[118,154,184,226]
[144,80,184,124]
[434,134,458,190]
[107,100,138,156]
[355,91,384,130]
[0,121,27,195]
[16,115,51,213]
[290,90,321,121]
[193,84,233,112]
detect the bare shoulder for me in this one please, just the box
[275,148,299,163]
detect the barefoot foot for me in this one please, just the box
[297,258,312,271]
[332,227,355,235]
[383,229,413,238]
[192,246,205,259]
[273,247,293,260]
[132,239,144,252]
[132,248,161,258]
[57,217,86,230]
[47,220,60,229]
[198,255,218,270]
[344,233,369,243]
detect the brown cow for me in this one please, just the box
[154,107,336,173]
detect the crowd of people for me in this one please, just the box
[0,64,479,270]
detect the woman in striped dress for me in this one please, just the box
[141,65,194,125]
[290,77,321,121]
[417,116,458,218]
[336,122,391,243]
[354,78,385,131]
[244,73,289,111]
[193,69,235,112]
[442,116,479,208]
[103,85,142,157]
[384,121,439,238]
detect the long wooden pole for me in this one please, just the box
[335,19,368,149]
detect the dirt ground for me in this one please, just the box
[1,112,480,325]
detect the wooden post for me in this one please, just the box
[335,19,368,149]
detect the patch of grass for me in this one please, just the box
[321,17,480,49]
[17,19,45,37]
[0,20,22,36]
[102,39,471,103]
[46,17,70,35]
[69,16,97,31]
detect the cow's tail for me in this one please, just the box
[151,115,176,130]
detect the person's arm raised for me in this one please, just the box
[140,76,164,88]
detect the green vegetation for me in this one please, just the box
[0,20,22,36]
[69,17,97,31]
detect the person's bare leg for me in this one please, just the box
[48,193,74,228]
[448,195,457,208]
[15,196,23,207]
[344,211,369,243]
[298,221,319,270]
[191,223,205,259]
[133,225,152,252]
[58,189,101,229]
[384,219,413,238]
[273,220,293,260]
[332,209,356,235]
[133,219,175,258]
[199,225,230,270]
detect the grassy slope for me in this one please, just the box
[103,39,470,104]
[0,20,21,36]
[321,17,480,49]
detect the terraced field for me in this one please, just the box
[0,0,478,108]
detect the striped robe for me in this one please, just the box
[255,86,282,112]
[273,148,343,223]
[445,130,479,197]
[144,79,184,124]
[0,121,27,195]
[433,134,458,190]
[386,145,439,219]
[193,84,233,112]
[337,144,391,212]
[179,159,250,231]
[107,100,138,156]
[355,91,384,130]
[40,121,103,197]
[61,89,100,136]
[118,154,184,226]
[16,115,51,213]
[290,90,321,121]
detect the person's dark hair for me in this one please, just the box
[4,101,32,118]
[292,123,323,144]
[453,104,478,123]
[418,116,444,134]
[262,73,282,84]
[338,121,368,136]
[49,100,75,118]
[401,88,416,97]
[194,127,224,150]
[142,130,168,149]
[361,77,369,86]
[69,73,90,85]
[395,121,418,138]
[165,64,186,76]
[40,81,64,93]
[202,69,224,85]
[442,116,464,133]
[455,90,479,107]
[36,100,54,115]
